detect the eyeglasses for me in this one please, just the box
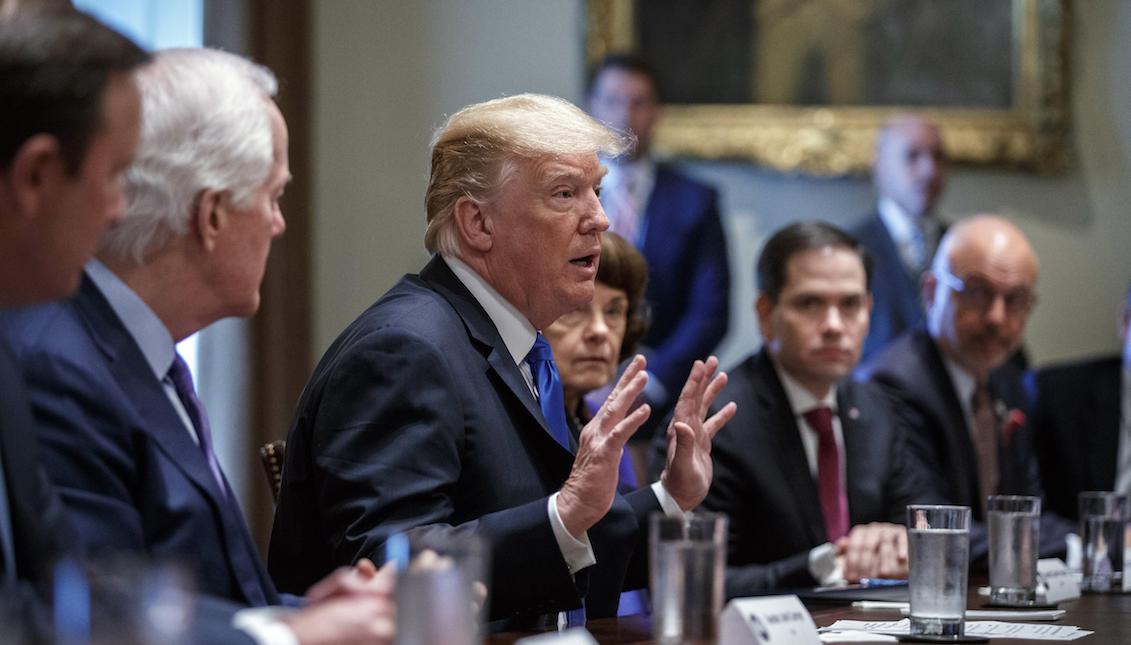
[936,270,1036,315]
[554,301,628,331]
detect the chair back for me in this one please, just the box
[259,439,286,502]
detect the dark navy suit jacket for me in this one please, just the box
[678,349,937,597]
[852,212,925,362]
[861,328,1072,562]
[1031,356,1122,521]
[269,256,659,624]
[638,165,730,395]
[0,277,278,607]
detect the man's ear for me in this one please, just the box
[192,188,226,252]
[755,294,775,342]
[920,271,938,311]
[452,194,493,253]
[5,134,65,220]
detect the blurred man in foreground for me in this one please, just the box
[1,45,396,644]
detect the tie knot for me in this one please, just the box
[803,406,835,437]
[167,353,195,395]
[525,333,554,365]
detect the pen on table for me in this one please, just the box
[851,600,909,610]
[385,532,410,571]
[859,578,907,587]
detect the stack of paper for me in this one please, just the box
[820,619,1093,641]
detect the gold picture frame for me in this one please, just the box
[585,0,1070,176]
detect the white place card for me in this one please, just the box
[720,595,821,645]
[1037,558,1081,604]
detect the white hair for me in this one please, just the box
[101,47,278,264]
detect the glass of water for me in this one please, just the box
[987,495,1041,606]
[1079,491,1128,593]
[907,505,971,638]
[649,512,727,645]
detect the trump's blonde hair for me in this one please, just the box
[424,93,630,256]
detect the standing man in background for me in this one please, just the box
[853,115,947,361]
[587,53,731,415]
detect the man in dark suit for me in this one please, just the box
[0,6,145,635]
[269,93,736,628]
[861,215,1072,561]
[587,53,730,407]
[685,222,936,598]
[1031,285,1131,521]
[1,45,399,644]
[0,11,261,644]
[853,116,947,361]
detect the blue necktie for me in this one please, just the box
[527,335,589,626]
[524,334,573,452]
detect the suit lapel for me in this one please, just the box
[74,279,230,505]
[1092,362,1122,488]
[867,214,922,327]
[838,384,869,525]
[419,257,567,454]
[920,333,980,508]
[753,352,827,544]
[74,278,276,604]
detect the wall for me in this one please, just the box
[313,1,1131,369]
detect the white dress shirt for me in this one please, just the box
[444,254,686,577]
[770,359,847,585]
[877,197,942,273]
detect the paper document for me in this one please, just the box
[821,619,1092,641]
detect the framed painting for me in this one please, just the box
[585,0,1070,175]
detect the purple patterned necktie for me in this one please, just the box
[167,353,227,498]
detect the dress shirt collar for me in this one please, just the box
[601,155,656,198]
[85,259,176,381]
[878,197,941,244]
[941,352,978,423]
[442,253,537,367]
[772,356,838,416]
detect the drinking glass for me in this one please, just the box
[987,495,1041,605]
[649,512,727,645]
[907,505,971,638]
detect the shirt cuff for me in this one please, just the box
[548,492,596,574]
[808,542,845,586]
[651,481,689,518]
[232,606,301,645]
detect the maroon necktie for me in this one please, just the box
[972,381,999,516]
[804,406,849,542]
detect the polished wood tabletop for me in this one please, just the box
[488,590,1131,644]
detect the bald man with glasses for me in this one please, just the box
[860,214,1072,564]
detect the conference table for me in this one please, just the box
[488,587,1131,644]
